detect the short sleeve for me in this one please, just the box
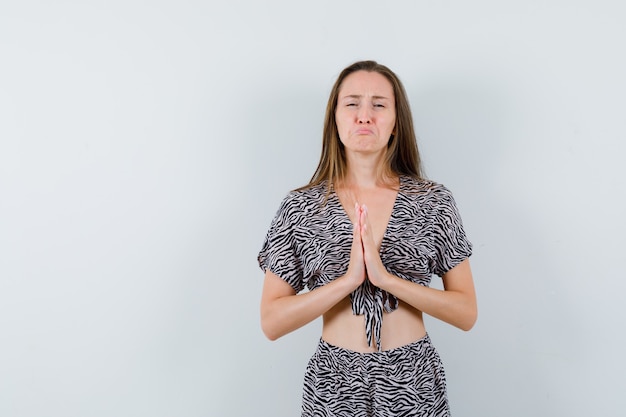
[431,186,473,277]
[257,193,305,293]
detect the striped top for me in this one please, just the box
[258,176,472,350]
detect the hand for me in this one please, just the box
[358,204,391,288]
[343,203,367,290]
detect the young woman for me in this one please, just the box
[258,60,476,417]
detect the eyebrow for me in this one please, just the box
[341,94,390,99]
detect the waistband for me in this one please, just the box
[317,333,433,359]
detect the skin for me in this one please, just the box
[261,71,477,352]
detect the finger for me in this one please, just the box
[351,204,362,248]
[359,205,377,255]
[359,204,370,238]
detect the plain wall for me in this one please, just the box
[1,1,625,416]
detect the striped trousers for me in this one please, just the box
[302,334,450,417]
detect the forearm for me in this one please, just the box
[261,275,357,341]
[382,273,477,331]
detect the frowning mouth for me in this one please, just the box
[355,128,374,135]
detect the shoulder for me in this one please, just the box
[277,182,329,216]
[400,176,454,202]
[399,177,462,218]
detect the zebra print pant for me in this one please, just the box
[302,334,450,417]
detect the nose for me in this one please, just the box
[357,107,372,124]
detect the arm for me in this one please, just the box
[260,270,356,340]
[260,204,367,340]
[378,259,477,330]
[359,205,477,330]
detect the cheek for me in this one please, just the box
[335,116,349,141]
[386,117,397,135]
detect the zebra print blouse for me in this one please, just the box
[258,176,472,350]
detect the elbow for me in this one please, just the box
[260,298,290,341]
[260,314,282,341]
[262,326,280,341]
[459,319,476,332]
[264,332,280,342]
[459,307,478,331]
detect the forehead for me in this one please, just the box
[338,71,394,98]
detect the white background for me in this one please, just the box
[1,1,625,416]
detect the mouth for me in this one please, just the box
[355,128,373,135]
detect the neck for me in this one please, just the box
[342,151,395,189]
